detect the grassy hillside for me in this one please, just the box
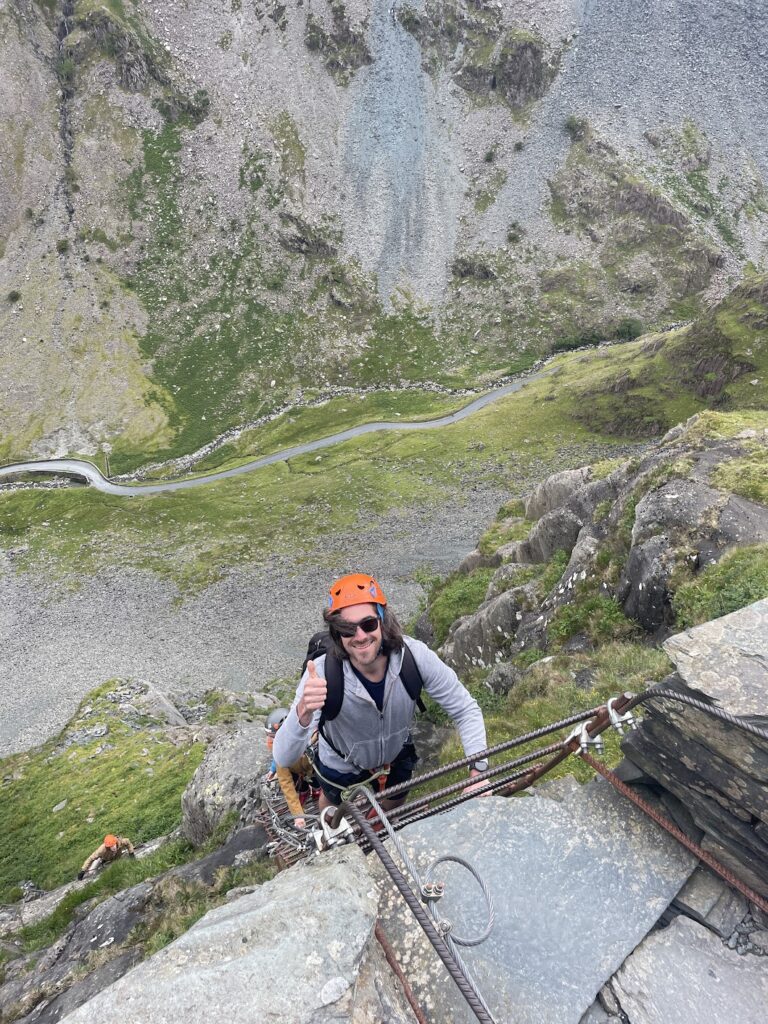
[2,274,766,588]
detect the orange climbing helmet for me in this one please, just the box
[327,573,387,614]
[104,834,118,849]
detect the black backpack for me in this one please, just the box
[302,631,427,732]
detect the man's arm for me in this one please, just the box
[272,660,327,767]
[80,844,105,873]
[407,639,487,759]
[276,765,305,818]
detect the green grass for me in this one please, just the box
[4,275,767,589]
[549,593,639,647]
[17,838,200,952]
[422,642,673,796]
[478,515,531,555]
[427,568,496,645]
[0,362,639,588]
[710,444,768,504]
[673,544,768,628]
[0,681,204,901]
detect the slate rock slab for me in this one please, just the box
[663,598,768,717]
[610,915,768,1024]
[58,846,411,1024]
[372,778,696,1024]
[672,866,747,938]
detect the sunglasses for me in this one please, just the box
[330,615,381,638]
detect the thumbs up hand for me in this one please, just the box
[297,660,327,725]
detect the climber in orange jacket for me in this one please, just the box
[77,834,135,879]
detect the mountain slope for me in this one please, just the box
[2,0,768,463]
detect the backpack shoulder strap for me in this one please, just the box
[399,643,426,713]
[318,650,344,725]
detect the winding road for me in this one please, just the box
[0,372,543,496]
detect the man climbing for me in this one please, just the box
[264,708,319,829]
[77,834,135,880]
[273,573,490,812]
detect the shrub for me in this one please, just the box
[56,239,69,254]
[615,318,644,341]
[565,114,588,141]
[7,290,21,303]
[549,594,638,646]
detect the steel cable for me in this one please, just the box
[378,705,604,798]
[626,687,768,742]
[345,801,498,1024]
[358,788,496,1018]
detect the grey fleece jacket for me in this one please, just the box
[272,636,487,773]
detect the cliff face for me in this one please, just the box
[2,0,768,464]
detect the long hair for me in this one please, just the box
[322,605,404,661]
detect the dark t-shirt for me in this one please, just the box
[351,658,389,711]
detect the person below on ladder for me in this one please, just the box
[273,572,490,812]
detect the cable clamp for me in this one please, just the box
[313,806,355,852]
[567,721,604,756]
[607,698,637,735]
[420,880,445,903]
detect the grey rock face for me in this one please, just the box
[133,685,188,727]
[618,533,674,631]
[525,467,592,520]
[59,846,411,1024]
[630,479,723,547]
[672,866,748,938]
[19,950,143,1024]
[485,561,536,601]
[501,506,585,565]
[168,826,271,887]
[0,883,153,1022]
[483,661,521,695]
[440,588,525,672]
[180,722,270,845]
[663,598,768,717]
[609,915,768,1024]
[373,778,695,1024]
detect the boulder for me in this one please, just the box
[440,588,526,672]
[168,826,271,887]
[485,562,535,601]
[630,479,722,548]
[373,778,695,1024]
[525,467,592,520]
[501,507,585,565]
[483,661,521,696]
[608,915,768,1024]
[133,685,187,727]
[456,548,502,574]
[58,846,412,1024]
[663,598,768,717]
[181,722,270,846]
[618,534,675,631]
